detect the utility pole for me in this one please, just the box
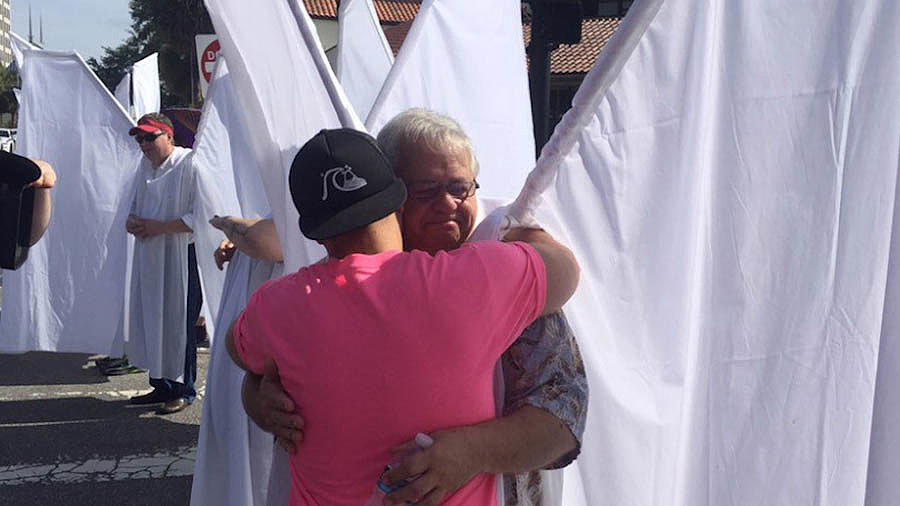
[527,1,554,156]
[190,40,196,107]
[527,0,584,156]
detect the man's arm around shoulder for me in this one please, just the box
[503,227,580,316]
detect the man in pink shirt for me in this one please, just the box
[226,128,579,506]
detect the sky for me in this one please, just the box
[11,1,133,60]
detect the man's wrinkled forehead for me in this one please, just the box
[394,142,474,181]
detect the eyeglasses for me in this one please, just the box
[135,132,164,144]
[407,180,479,202]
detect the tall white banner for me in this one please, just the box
[336,0,394,120]
[190,58,277,506]
[186,60,248,347]
[131,53,161,117]
[10,31,38,70]
[204,0,360,273]
[366,0,535,201]
[0,51,141,355]
[507,0,900,504]
[114,72,131,115]
[115,53,161,119]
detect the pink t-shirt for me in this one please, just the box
[234,241,546,506]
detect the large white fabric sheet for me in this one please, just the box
[189,60,255,346]
[115,53,162,119]
[191,253,282,506]
[866,160,900,504]
[204,0,362,273]
[336,0,394,120]
[114,73,131,116]
[365,0,534,201]
[10,32,38,70]
[200,1,372,501]
[130,53,161,117]
[506,0,900,504]
[0,51,141,354]
[194,63,270,223]
[190,58,280,506]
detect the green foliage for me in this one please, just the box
[87,0,214,108]
[0,65,19,125]
[86,33,143,93]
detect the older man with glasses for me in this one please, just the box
[123,112,201,415]
[246,109,588,506]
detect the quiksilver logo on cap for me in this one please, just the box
[321,165,368,201]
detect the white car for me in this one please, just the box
[0,128,16,152]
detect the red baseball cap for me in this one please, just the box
[129,117,174,137]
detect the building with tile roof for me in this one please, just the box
[305,0,420,23]
[305,0,627,127]
[304,0,420,69]
[523,16,622,126]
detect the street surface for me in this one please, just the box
[0,349,210,506]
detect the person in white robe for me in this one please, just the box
[191,215,284,506]
[125,113,200,415]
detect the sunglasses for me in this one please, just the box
[135,132,164,144]
[407,180,479,202]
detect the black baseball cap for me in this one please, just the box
[289,128,407,240]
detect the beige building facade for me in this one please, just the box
[0,0,11,67]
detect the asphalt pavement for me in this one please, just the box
[0,349,210,506]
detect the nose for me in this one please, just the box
[431,189,459,212]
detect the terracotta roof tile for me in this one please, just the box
[308,0,621,75]
[303,0,420,23]
[523,17,623,74]
[383,21,413,56]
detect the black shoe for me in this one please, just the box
[104,365,145,376]
[130,390,169,405]
[196,317,210,348]
[98,357,129,373]
[157,398,191,415]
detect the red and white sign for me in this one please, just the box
[195,35,221,99]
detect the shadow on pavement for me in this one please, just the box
[0,397,198,467]
[0,476,194,506]
[0,352,110,386]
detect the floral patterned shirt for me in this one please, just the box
[500,310,588,506]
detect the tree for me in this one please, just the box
[0,66,19,127]
[87,0,214,107]
[86,34,144,94]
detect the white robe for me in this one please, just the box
[189,58,278,506]
[192,252,283,506]
[126,146,195,381]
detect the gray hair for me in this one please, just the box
[376,108,480,177]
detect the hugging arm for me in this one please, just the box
[383,311,588,506]
[242,364,305,452]
[209,215,283,262]
[502,227,580,316]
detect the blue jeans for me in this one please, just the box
[150,244,201,403]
